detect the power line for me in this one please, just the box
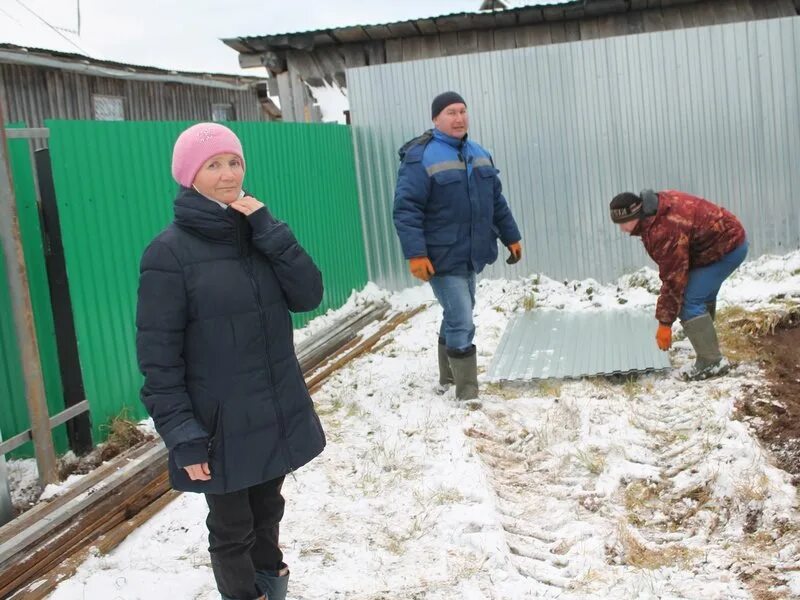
[14,0,89,55]
[0,6,23,26]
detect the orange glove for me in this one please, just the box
[656,324,672,351]
[506,241,522,264]
[409,257,435,281]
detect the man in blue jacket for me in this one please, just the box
[393,91,523,400]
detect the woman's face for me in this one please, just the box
[192,152,244,204]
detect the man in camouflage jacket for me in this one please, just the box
[610,189,748,380]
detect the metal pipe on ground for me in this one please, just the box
[296,301,389,372]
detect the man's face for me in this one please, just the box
[433,103,468,138]
[192,152,244,204]
[618,220,638,235]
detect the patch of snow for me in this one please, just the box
[41,249,800,599]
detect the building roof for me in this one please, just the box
[223,0,702,54]
[0,43,266,91]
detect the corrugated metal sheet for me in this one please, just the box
[348,16,800,291]
[0,128,68,457]
[46,120,367,439]
[487,310,671,381]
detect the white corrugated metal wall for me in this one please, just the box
[348,16,800,290]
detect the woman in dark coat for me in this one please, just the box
[136,123,325,600]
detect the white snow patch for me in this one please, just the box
[34,249,800,599]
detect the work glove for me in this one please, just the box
[506,241,522,264]
[409,257,435,281]
[656,323,672,351]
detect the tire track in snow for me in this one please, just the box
[468,372,799,598]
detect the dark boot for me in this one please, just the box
[705,301,717,321]
[680,313,730,381]
[447,345,478,400]
[255,564,289,600]
[436,337,454,393]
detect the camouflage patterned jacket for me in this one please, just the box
[632,190,746,325]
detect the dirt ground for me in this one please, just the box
[736,324,800,487]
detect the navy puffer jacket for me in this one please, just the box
[136,187,325,494]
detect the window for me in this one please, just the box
[212,103,235,122]
[93,95,125,121]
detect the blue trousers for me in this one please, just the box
[429,273,476,352]
[679,240,749,321]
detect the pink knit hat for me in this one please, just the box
[171,123,245,187]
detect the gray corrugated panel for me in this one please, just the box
[487,310,671,381]
[347,16,800,291]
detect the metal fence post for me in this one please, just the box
[0,105,59,485]
[0,426,13,525]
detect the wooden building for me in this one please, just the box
[0,43,281,128]
[223,0,800,122]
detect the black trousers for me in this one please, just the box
[205,476,286,600]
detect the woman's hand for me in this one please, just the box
[184,462,211,481]
[230,195,264,216]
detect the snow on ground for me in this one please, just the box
[42,250,800,599]
[6,457,40,512]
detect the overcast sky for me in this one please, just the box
[1,0,559,75]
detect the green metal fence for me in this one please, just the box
[1,127,67,457]
[45,120,367,441]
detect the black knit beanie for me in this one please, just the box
[431,91,466,119]
[609,192,643,223]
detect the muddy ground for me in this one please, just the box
[736,324,800,486]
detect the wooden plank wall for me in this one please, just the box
[290,0,797,80]
[0,63,267,128]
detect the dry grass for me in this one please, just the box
[316,393,344,416]
[381,511,431,554]
[574,447,606,475]
[617,524,694,569]
[716,303,800,363]
[98,409,151,462]
[622,479,713,531]
[522,293,536,311]
[624,479,664,520]
[345,402,365,418]
[588,377,615,392]
[55,410,152,479]
[622,377,642,400]
[537,380,562,398]
[624,480,655,511]
[418,486,465,506]
[527,400,580,451]
[572,568,608,591]
[672,484,713,527]
[484,382,523,400]
[735,473,770,503]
